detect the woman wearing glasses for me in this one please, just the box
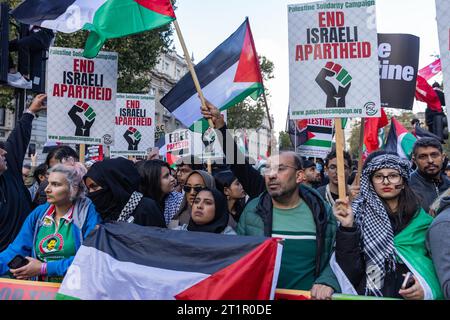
[331,151,443,300]
[170,170,216,227]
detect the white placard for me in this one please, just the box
[288,0,380,119]
[47,47,118,145]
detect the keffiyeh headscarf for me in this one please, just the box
[351,153,411,297]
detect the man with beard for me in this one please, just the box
[201,101,340,300]
[410,138,450,213]
[302,158,322,188]
[0,94,47,251]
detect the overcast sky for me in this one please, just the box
[173,0,440,134]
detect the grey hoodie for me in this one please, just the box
[171,170,216,226]
[427,196,450,299]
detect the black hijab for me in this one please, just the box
[84,158,143,221]
[187,188,230,234]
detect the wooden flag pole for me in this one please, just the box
[334,118,347,199]
[262,91,273,130]
[354,118,366,186]
[173,20,214,129]
[79,144,85,165]
[262,91,273,156]
[173,20,214,174]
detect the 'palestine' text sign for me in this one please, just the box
[47,47,118,145]
[288,0,381,119]
[111,94,155,157]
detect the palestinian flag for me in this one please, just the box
[10,0,176,58]
[384,117,417,160]
[288,118,333,159]
[288,118,315,147]
[364,108,389,154]
[57,223,282,300]
[160,18,264,129]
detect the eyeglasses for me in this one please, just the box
[262,165,300,176]
[183,185,205,193]
[327,164,350,172]
[372,173,402,185]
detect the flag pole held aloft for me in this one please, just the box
[173,20,214,129]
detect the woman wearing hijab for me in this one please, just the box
[170,170,216,227]
[331,151,443,300]
[214,170,247,229]
[84,158,166,227]
[136,160,183,226]
[177,188,236,235]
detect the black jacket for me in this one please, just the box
[410,170,450,213]
[336,221,411,298]
[0,113,33,251]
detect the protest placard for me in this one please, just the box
[111,94,155,157]
[47,47,118,145]
[288,0,380,119]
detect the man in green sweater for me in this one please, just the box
[201,101,340,300]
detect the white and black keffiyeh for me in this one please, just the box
[117,191,143,223]
[351,154,411,296]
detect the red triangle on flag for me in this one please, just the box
[307,131,316,140]
[166,153,180,167]
[233,22,263,83]
[392,117,408,136]
[175,239,279,300]
[134,0,176,18]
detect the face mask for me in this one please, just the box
[87,188,120,220]
[316,163,323,172]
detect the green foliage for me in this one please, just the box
[55,27,173,94]
[348,119,362,157]
[227,56,274,129]
[279,131,293,151]
[348,110,417,157]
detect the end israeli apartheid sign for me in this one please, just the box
[47,47,118,145]
[288,0,381,119]
[436,0,450,130]
[111,94,155,157]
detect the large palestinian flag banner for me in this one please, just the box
[161,18,264,130]
[57,223,282,300]
[11,0,176,58]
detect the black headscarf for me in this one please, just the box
[84,158,143,221]
[187,188,230,234]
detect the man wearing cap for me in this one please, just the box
[0,94,47,251]
[302,158,322,188]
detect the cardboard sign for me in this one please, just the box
[0,278,60,300]
[288,0,381,119]
[295,118,334,159]
[111,94,155,157]
[47,47,118,145]
[378,34,420,110]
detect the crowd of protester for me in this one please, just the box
[0,95,449,300]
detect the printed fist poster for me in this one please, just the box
[288,0,381,119]
[111,94,155,157]
[47,47,118,145]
